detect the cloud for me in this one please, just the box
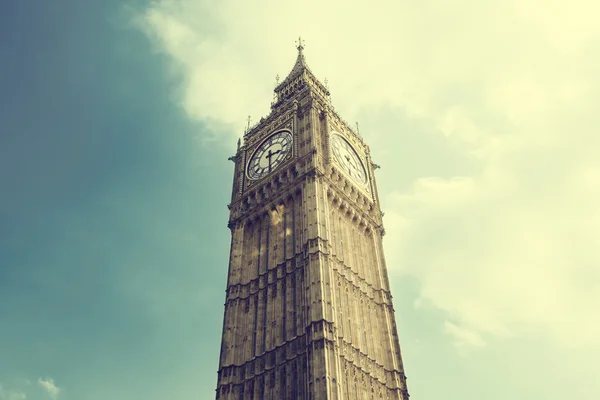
[379,3,600,343]
[444,321,486,348]
[132,0,600,351]
[0,384,27,400]
[384,105,600,348]
[386,163,600,347]
[134,0,599,137]
[37,378,60,400]
[133,1,274,141]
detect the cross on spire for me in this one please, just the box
[296,36,305,54]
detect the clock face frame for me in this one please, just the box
[331,134,368,185]
[247,130,293,180]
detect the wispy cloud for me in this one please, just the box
[444,321,487,348]
[384,104,600,349]
[37,378,60,400]
[0,383,27,400]
[134,0,600,353]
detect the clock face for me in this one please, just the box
[331,134,367,185]
[247,130,293,180]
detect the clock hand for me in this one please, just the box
[265,148,282,172]
[343,154,356,175]
[345,154,358,169]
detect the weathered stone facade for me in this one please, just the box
[216,41,409,400]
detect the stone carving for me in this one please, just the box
[217,42,409,400]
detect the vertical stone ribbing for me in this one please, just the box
[218,52,408,400]
[252,293,258,358]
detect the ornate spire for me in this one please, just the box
[271,37,330,108]
[281,37,309,85]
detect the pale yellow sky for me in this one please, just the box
[138,0,600,398]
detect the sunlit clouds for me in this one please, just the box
[137,0,600,350]
[130,0,600,398]
[37,378,60,400]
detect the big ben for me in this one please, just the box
[216,39,409,400]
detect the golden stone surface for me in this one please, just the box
[217,43,409,400]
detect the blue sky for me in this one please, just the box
[2,1,599,399]
[1,1,229,398]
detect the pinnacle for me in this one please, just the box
[272,37,330,107]
[288,50,308,78]
[278,37,310,87]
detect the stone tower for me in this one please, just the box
[216,39,409,400]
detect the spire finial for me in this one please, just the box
[275,74,280,85]
[296,36,305,54]
[246,115,251,133]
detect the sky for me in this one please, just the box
[0,0,598,399]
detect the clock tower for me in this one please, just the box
[216,39,409,400]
